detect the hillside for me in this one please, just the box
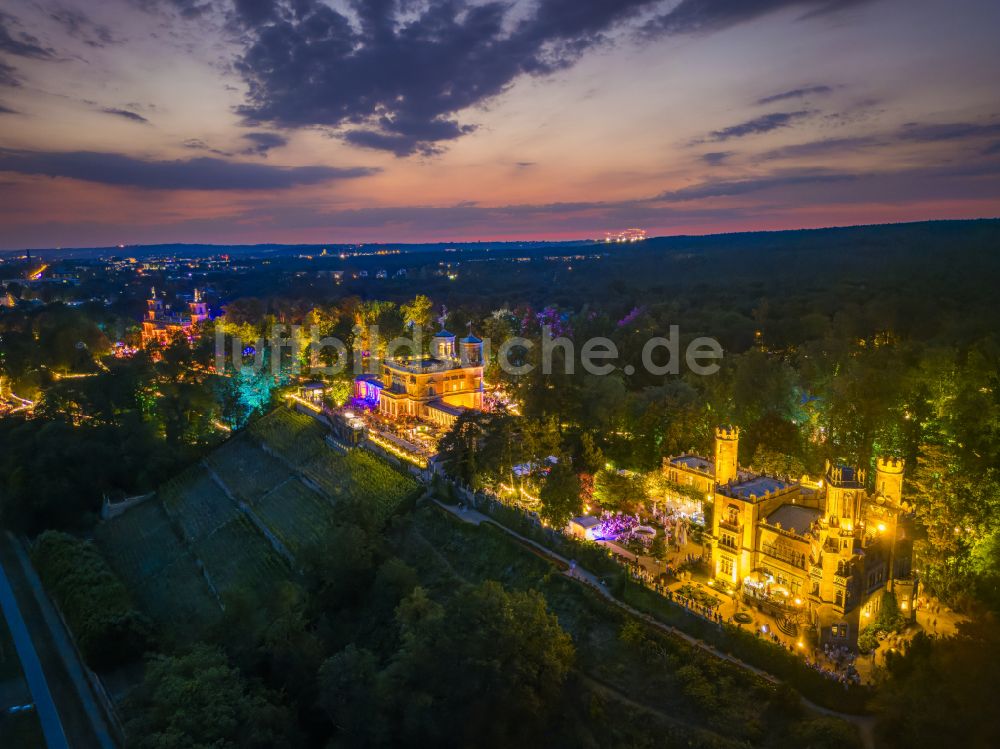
[94,408,418,643]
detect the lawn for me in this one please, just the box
[204,434,293,504]
[248,407,326,467]
[160,466,240,543]
[93,406,415,643]
[135,555,222,640]
[303,449,418,526]
[95,500,220,639]
[95,500,188,581]
[253,478,338,557]
[192,515,289,598]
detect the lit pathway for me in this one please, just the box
[0,557,69,749]
[434,499,877,749]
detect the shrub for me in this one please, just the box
[32,531,153,669]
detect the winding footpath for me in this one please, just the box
[435,499,877,749]
[0,554,69,749]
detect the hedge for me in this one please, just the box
[32,531,153,670]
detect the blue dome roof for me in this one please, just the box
[434,329,455,338]
[460,334,483,344]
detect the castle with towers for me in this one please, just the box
[141,287,208,347]
[665,427,916,649]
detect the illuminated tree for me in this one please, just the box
[401,294,434,329]
[539,457,581,527]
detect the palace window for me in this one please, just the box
[835,590,844,607]
[720,557,734,577]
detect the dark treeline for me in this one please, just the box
[2,220,999,747]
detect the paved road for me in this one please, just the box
[0,534,118,749]
[0,556,69,749]
[5,535,118,749]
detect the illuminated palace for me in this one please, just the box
[141,287,208,346]
[665,427,916,648]
[354,323,484,428]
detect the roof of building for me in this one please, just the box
[427,399,465,417]
[570,516,602,529]
[382,355,478,375]
[460,334,483,344]
[434,329,455,338]
[766,504,821,536]
[670,454,714,473]
[726,475,791,499]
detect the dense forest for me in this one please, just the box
[2,220,999,747]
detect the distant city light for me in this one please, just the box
[604,228,647,244]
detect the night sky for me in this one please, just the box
[0,0,998,248]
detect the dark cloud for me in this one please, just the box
[232,0,279,27]
[0,59,19,87]
[183,138,231,156]
[0,11,54,59]
[756,85,833,105]
[701,151,732,165]
[0,149,377,189]
[102,107,150,124]
[47,6,119,48]
[984,141,1000,156]
[132,0,213,20]
[898,121,1000,142]
[240,131,287,155]
[0,101,17,114]
[763,120,1000,159]
[643,0,874,36]
[707,110,810,141]
[235,0,658,156]
[763,135,880,159]
[657,170,856,201]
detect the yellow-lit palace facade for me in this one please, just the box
[665,427,916,648]
[355,328,484,428]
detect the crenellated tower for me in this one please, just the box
[714,425,740,486]
[875,457,905,507]
[824,462,866,531]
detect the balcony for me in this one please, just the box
[718,519,741,533]
[761,541,808,570]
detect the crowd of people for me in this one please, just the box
[807,644,862,685]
